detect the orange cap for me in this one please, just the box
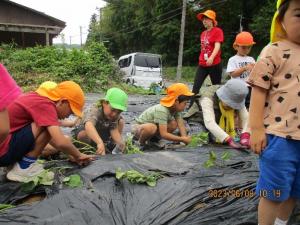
[36,81,85,118]
[160,83,194,107]
[197,10,217,26]
[233,31,256,47]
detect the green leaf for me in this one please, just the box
[146,180,157,187]
[0,204,15,212]
[63,174,83,188]
[204,160,215,168]
[115,169,162,187]
[116,168,126,180]
[221,151,231,161]
[209,151,217,161]
[188,132,209,147]
[21,181,37,192]
[63,177,70,182]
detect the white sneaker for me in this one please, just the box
[6,162,45,182]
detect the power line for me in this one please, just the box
[103,11,183,40]
[89,0,229,42]
[101,6,183,35]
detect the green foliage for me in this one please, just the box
[89,0,272,66]
[63,174,83,188]
[72,138,96,155]
[250,0,275,48]
[0,42,121,92]
[204,151,232,168]
[125,134,144,154]
[0,204,15,212]
[163,66,196,82]
[188,132,209,148]
[116,168,162,187]
[21,170,55,192]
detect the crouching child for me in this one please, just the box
[72,88,128,155]
[132,83,194,149]
[0,81,95,182]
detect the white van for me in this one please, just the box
[118,52,164,89]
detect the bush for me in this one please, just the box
[0,42,122,92]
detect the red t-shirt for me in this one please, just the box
[0,92,60,157]
[199,26,224,66]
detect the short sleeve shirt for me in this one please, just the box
[199,27,224,66]
[0,92,60,157]
[226,55,255,81]
[81,104,119,133]
[247,40,300,140]
[135,104,182,125]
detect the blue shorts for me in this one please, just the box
[256,134,300,201]
[0,124,34,166]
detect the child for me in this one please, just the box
[72,88,128,155]
[0,81,94,182]
[36,81,80,158]
[248,0,300,224]
[0,64,22,145]
[226,31,256,108]
[132,83,193,148]
[184,79,250,149]
[38,81,81,128]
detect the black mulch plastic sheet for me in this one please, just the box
[0,146,299,225]
[0,94,299,224]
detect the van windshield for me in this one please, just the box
[134,55,161,68]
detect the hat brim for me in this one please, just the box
[197,13,217,26]
[270,11,285,43]
[110,103,126,111]
[70,103,83,118]
[216,88,244,110]
[160,91,194,107]
[101,98,127,112]
[233,42,256,48]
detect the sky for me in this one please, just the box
[12,0,107,44]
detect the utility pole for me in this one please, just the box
[239,14,243,32]
[176,0,187,81]
[80,26,83,47]
[69,36,72,46]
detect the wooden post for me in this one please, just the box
[45,29,49,46]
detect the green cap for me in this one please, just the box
[105,88,128,111]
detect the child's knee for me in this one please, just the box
[136,123,157,136]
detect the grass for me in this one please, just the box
[163,66,196,82]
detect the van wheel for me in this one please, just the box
[126,78,130,84]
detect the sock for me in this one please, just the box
[274,218,288,225]
[18,156,37,169]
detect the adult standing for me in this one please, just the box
[190,9,224,107]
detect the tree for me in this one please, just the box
[88,0,274,66]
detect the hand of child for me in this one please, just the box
[226,137,247,149]
[181,136,192,145]
[250,128,267,154]
[206,57,214,66]
[117,142,125,152]
[96,143,106,155]
[245,63,255,71]
[75,153,95,166]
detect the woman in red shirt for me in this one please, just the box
[190,10,224,107]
